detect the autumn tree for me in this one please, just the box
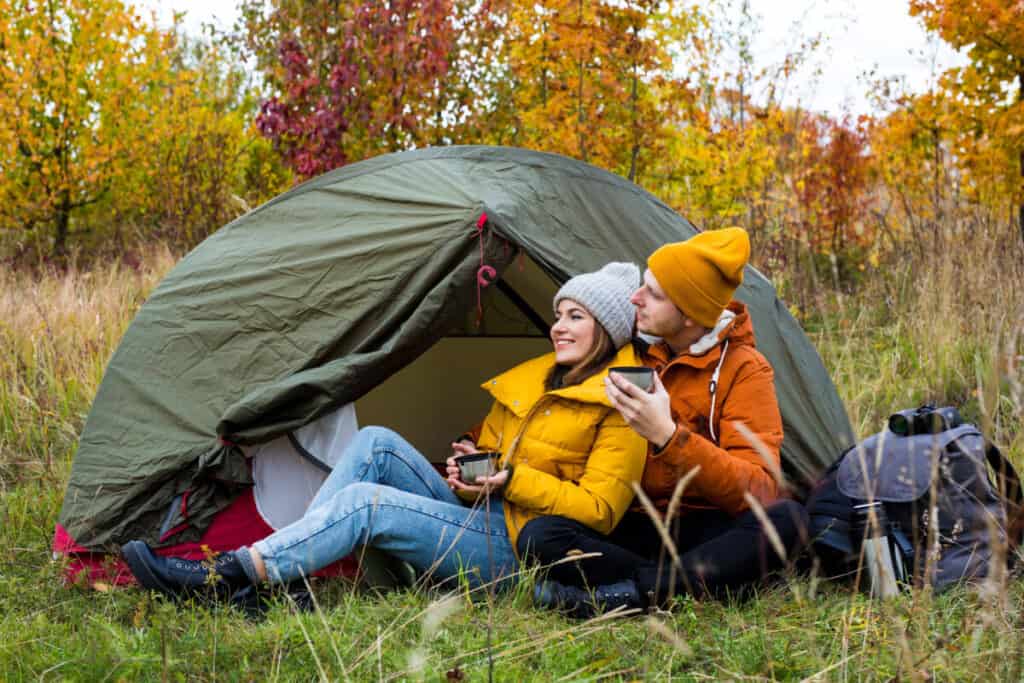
[792,114,872,287]
[497,0,699,183]
[114,31,293,247]
[643,0,824,258]
[0,0,291,260]
[0,0,179,255]
[910,0,1024,240]
[240,0,500,178]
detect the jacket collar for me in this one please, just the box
[644,301,755,370]
[483,344,643,418]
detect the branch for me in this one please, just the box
[979,32,1013,57]
[68,184,111,211]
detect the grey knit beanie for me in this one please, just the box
[553,262,640,348]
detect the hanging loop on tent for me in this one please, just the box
[477,265,496,286]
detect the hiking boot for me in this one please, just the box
[121,540,254,600]
[532,578,642,619]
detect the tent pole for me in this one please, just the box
[495,279,550,336]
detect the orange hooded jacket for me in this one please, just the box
[639,301,783,517]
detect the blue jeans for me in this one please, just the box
[252,426,517,589]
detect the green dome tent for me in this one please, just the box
[57,145,853,553]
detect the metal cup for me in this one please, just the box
[455,451,501,483]
[609,366,654,392]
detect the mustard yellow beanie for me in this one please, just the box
[647,227,750,328]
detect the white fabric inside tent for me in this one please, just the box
[245,405,358,529]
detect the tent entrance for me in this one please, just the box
[355,252,558,462]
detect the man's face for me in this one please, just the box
[631,269,686,339]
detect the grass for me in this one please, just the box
[1,227,1023,681]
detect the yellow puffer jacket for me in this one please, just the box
[474,344,648,550]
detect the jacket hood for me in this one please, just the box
[723,301,756,347]
[482,343,642,418]
[692,301,756,354]
[645,301,756,370]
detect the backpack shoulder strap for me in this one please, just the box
[985,440,1024,549]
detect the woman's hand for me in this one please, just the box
[446,440,478,486]
[449,468,509,495]
[451,440,478,458]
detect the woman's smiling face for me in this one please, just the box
[550,298,597,367]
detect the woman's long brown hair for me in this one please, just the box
[545,320,617,391]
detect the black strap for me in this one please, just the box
[287,432,332,473]
[985,441,1024,549]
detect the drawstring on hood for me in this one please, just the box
[708,340,729,443]
[687,308,737,444]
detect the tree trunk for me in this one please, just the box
[576,0,587,162]
[540,23,548,107]
[932,124,943,245]
[54,190,70,258]
[628,53,639,182]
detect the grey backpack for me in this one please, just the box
[807,414,1023,591]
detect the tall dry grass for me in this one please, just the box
[796,219,1024,681]
[809,218,1024,462]
[0,247,176,491]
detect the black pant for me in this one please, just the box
[517,501,808,602]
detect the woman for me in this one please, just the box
[121,262,647,598]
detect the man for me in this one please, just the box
[518,227,808,616]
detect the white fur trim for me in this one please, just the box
[688,309,736,356]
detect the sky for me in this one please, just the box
[741,0,965,115]
[142,0,967,117]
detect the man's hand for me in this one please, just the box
[605,371,678,447]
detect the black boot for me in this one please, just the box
[533,578,642,619]
[121,540,254,601]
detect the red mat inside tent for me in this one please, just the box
[52,487,357,588]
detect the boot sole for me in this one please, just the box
[121,540,177,597]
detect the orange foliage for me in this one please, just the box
[909,0,1024,235]
[794,115,872,256]
[1,0,1019,272]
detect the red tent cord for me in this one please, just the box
[475,213,496,325]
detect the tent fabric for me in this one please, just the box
[58,145,852,551]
